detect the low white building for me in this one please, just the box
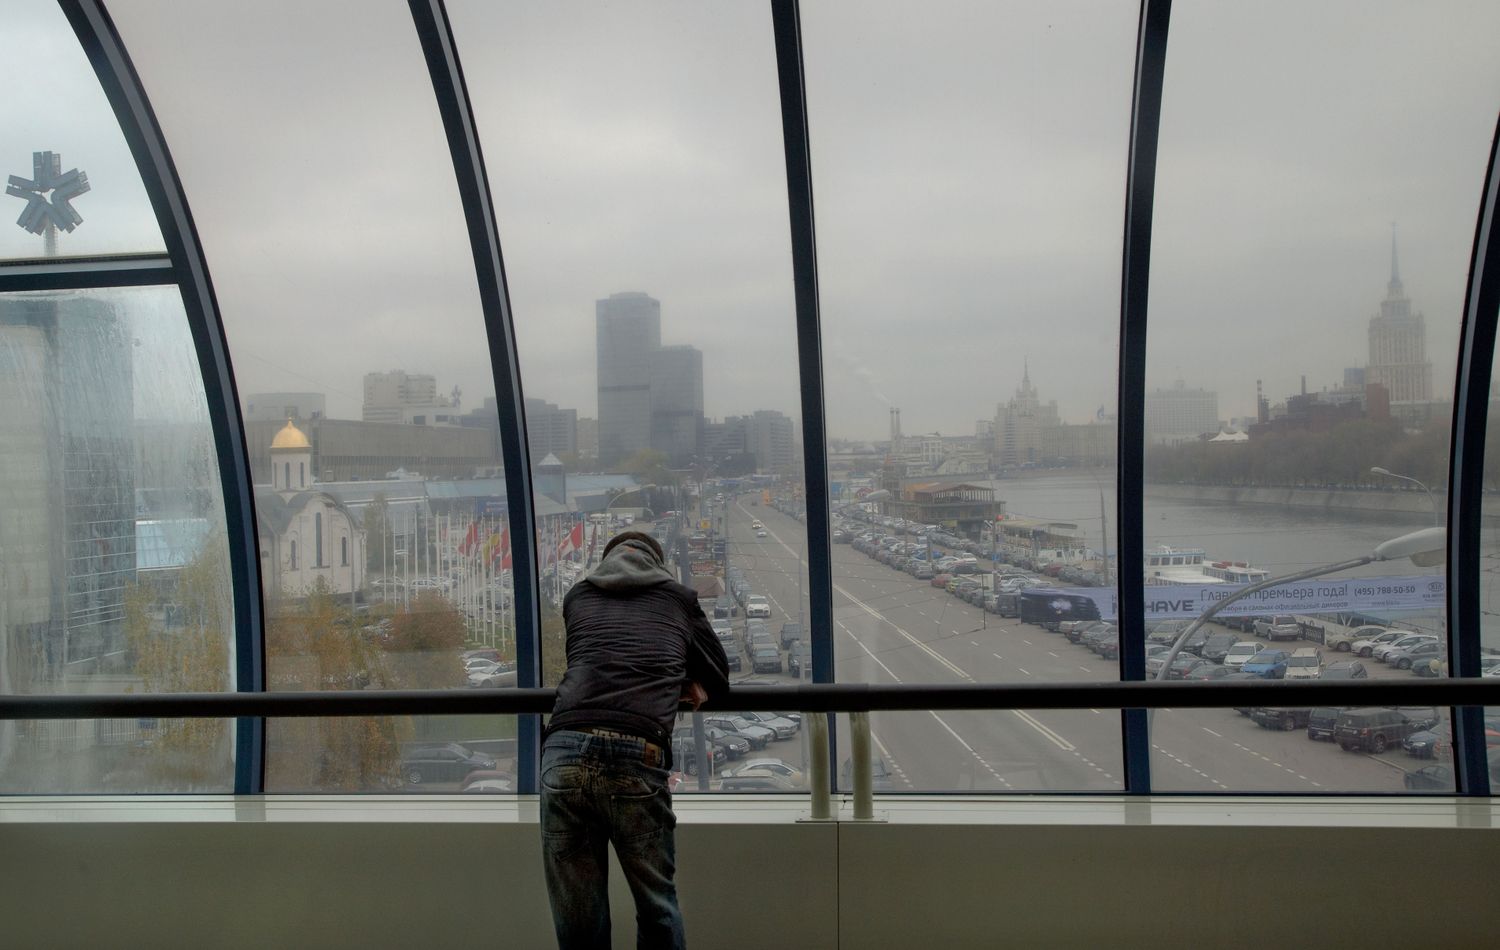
[256,420,365,599]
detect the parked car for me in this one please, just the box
[744,595,772,619]
[703,715,774,750]
[1402,730,1445,759]
[1222,641,1267,669]
[840,755,896,791]
[1334,708,1419,753]
[714,595,738,618]
[1322,660,1368,680]
[670,736,724,775]
[1199,633,1241,664]
[1350,629,1415,658]
[778,622,804,649]
[400,743,496,785]
[722,757,805,787]
[1283,648,1323,680]
[1254,615,1302,642]
[1251,707,1312,731]
[1386,639,1444,671]
[736,712,798,740]
[1166,655,1209,680]
[1306,707,1345,741]
[1403,765,1454,791]
[1324,623,1389,653]
[1241,649,1291,679]
[719,772,800,792]
[1373,634,1439,664]
[1182,664,1243,682]
[691,724,753,759]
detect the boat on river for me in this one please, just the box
[1145,546,1270,586]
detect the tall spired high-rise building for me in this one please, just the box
[993,360,1059,467]
[595,292,661,466]
[1366,227,1432,404]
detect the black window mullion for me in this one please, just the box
[60,0,267,794]
[1446,114,1500,797]
[408,0,542,793]
[771,0,837,788]
[1116,0,1173,795]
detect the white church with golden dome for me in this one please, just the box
[255,420,365,599]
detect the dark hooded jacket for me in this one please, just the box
[545,538,730,758]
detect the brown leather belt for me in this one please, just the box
[572,726,665,767]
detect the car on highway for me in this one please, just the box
[1222,641,1266,669]
[1254,615,1302,642]
[1334,707,1421,753]
[778,622,803,649]
[1283,648,1323,680]
[703,715,774,750]
[1385,639,1444,671]
[788,642,811,679]
[1403,765,1454,791]
[400,743,496,786]
[1242,649,1292,679]
[736,712,798,739]
[755,528,768,538]
[1322,660,1368,679]
[1306,707,1344,741]
[750,646,782,674]
[1350,629,1414,658]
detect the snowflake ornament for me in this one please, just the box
[6,150,90,236]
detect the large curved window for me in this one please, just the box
[451,0,812,790]
[109,1,516,792]
[802,0,1136,791]
[0,286,235,792]
[1144,0,1500,791]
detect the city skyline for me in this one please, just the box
[6,1,1497,444]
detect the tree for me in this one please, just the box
[386,591,466,689]
[264,580,408,791]
[363,492,394,574]
[617,448,672,485]
[539,599,568,688]
[124,541,233,788]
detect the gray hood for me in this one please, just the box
[585,538,675,591]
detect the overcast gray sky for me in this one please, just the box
[6,0,1499,441]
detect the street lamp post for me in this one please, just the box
[1370,466,1441,526]
[1153,526,1446,684]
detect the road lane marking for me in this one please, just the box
[1047,651,1059,658]
[870,730,915,789]
[993,653,1003,660]
[1016,667,1030,676]
[1012,710,1075,751]
[837,621,903,683]
[1202,728,1222,738]
[1078,666,1092,673]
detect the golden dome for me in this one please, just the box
[270,419,311,450]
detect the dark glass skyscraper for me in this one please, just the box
[650,344,703,466]
[595,291,660,466]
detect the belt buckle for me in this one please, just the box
[643,744,662,768]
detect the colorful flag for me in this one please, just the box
[458,520,479,557]
[557,522,584,560]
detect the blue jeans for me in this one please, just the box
[541,730,685,950]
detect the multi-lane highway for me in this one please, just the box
[718,494,1446,794]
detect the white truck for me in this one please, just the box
[1254,614,1302,642]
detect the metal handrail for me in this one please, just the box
[3,679,1498,719]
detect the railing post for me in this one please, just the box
[805,710,831,821]
[850,711,874,820]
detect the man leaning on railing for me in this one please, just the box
[540,530,730,950]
